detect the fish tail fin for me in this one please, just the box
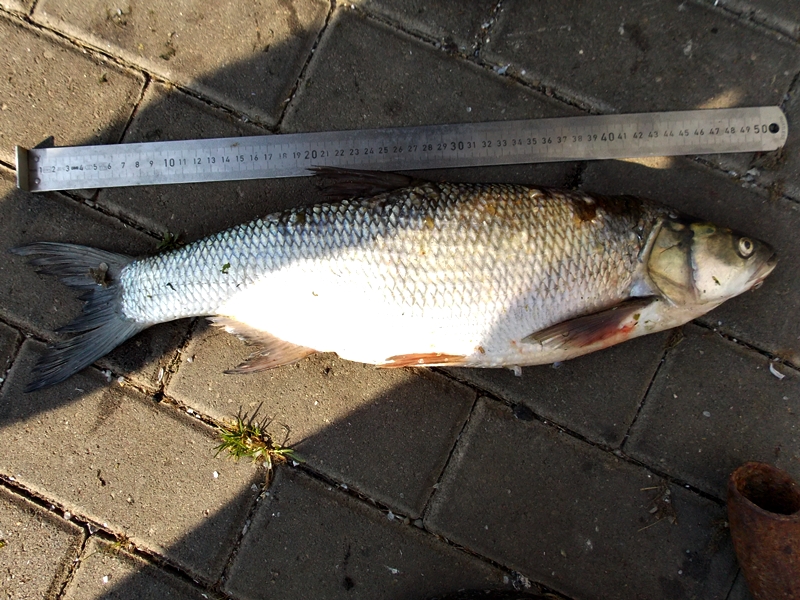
[11,242,145,392]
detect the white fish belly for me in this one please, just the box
[215,255,511,364]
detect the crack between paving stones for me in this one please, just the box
[157,316,203,397]
[0,320,24,396]
[1,441,242,598]
[115,74,152,145]
[472,0,505,59]
[434,367,730,506]
[723,569,745,600]
[350,5,468,56]
[52,528,88,600]
[693,0,800,42]
[217,470,273,590]
[5,9,277,132]
[417,386,480,518]
[693,319,800,372]
[0,474,222,598]
[0,157,16,173]
[82,529,223,599]
[620,328,680,450]
[272,460,572,599]
[274,0,337,130]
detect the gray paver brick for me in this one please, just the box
[0,486,83,600]
[425,398,738,600]
[169,325,475,517]
[0,322,20,378]
[224,467,510,600]
[63,537,209,600]
[0,14,143,165]
[0,340,261,583]
[626,325,800,499]
[582,158,800,366]
[352,0,493,49]
[703,77,800,205]
[448,331,671,447]
[0,167,188,388]
[95,82,321,243]
[33,0,329,126]
[485,0,799,112]
[284,9,579,131]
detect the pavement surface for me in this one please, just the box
[1,1,799,599]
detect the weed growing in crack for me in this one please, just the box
[214,407,302,471]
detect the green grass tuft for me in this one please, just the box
[215,407,302,469]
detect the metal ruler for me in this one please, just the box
[16,107,787,193]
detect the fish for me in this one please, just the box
[12,168,776,392]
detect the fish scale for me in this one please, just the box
[13,174,776,391]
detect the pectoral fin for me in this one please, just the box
[208,316,316,373]
[521,297,658,350]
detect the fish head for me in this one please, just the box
[647,217,776,306]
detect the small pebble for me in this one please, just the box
[702,411,711,418]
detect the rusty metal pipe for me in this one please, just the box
[727,462,800,600]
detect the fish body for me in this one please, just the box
[14,171,776,391]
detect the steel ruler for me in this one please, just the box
[16,107,787,193]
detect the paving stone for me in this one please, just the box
[0,340,261,583]
[745,80,800,202]
[284,9,580,188]
[485,0,799,113]
[284,9,565,131]
[95,81,322,243]
[34,0,329,126]
[701,75,800,207]
[448,331,671,448]
[582,157,800,365]
[626,325,800,499]
[425,398,738,600]
[352,0,494,49]
[0,485,83,599]
[0,167,188,389]
[224,467,510,600]
[63,537,210,600]
[711,0,800,39]
[0,322,20,379]
[0,14,143,165]
[169,325,474,518]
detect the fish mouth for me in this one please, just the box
[748,252,777,290]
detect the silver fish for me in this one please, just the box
[13,169,776,391]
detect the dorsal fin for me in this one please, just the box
[310,167,427,200]
[208,316,316,373]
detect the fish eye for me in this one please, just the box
[737,237,754,258]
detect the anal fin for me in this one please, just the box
[380,352,469,368]
[208,316,316,373]
[521,297,658,350]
